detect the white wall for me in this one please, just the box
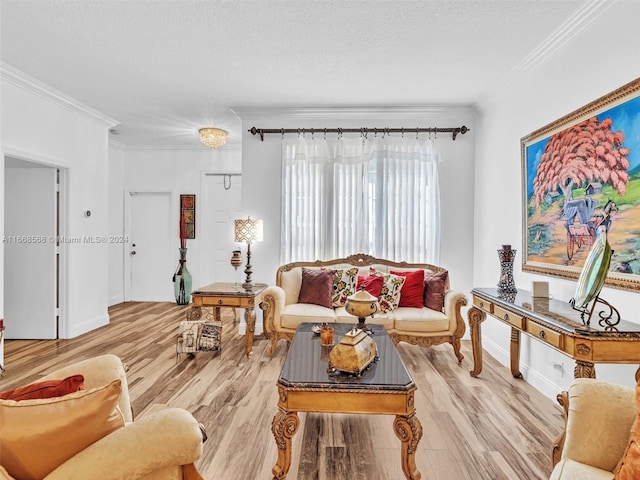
[474,0,640,398]
[1,73,116,338]
[108,146,242,301]
[240,108,476,304]
[108,143,125,305]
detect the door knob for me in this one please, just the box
[131,251,136,255]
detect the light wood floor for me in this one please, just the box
[1,302,565,480]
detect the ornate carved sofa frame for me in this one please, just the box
[260,253,467,360]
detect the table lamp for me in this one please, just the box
[234,217,263,289]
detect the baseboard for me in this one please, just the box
[66,312,110,338]
[482,337,564,402]
[108,294,124,306]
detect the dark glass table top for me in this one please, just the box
[473,287,640,337]
[278,323,415,390]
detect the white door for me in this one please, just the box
[201,174,243,284]
[4,164,57,339]
[127,191,175,301]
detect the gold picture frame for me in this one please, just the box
[521,78,640,292]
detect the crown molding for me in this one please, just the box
[123,142,242,152]
[231,105,472,121]
[474,0,617,110]
[1,62,119,128]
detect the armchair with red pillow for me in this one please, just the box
[0,354,206,480]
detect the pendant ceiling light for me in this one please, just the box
[199,128,227,148]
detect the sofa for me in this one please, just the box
[0,354,206,480]
[260,253,467,360]
[550,378,638,480]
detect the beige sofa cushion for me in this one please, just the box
[334,307,394,329]
[280,303,336,329]
[563,379,636,472]
[550,459,614,480]
[280,268,304,305]
[393,307,450,333]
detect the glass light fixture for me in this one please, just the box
[199,127,228,148]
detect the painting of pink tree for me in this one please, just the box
[524,88,640,285]
[532,117,630,209]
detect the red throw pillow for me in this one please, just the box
[615,382,640,480]
[298,267,335,308]
[390,270,425,308]
[356,275,384,298]
[423,271,448,311]
[0,374,85,401]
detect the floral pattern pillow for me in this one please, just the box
[376,272,406,313]
[331,267,358,307]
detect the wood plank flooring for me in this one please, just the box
[0,302,565,479]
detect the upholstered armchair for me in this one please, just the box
[550,378,637,480]
[0,354,206,480]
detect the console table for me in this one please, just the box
[191,282,267,357]
[468,288,640,380]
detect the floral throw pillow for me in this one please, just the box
[376,272,406,313]
[331,268,358,307]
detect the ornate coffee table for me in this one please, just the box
[272,323,422,479]
[190,282,267,357]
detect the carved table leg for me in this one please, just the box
[244,307,256,357]
[393,414,423,480]
[574,360,596,378]
[636,366,640,383]
[214,306,222,322]
[271,409,300,480]
[468,306,486,377]
[510,327,522,378]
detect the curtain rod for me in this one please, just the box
[248,125,469,141]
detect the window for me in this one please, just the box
[281,137,441,264]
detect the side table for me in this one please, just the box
[191,282,267,357]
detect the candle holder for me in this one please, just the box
[320,323,335,346]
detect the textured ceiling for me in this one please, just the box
[1,0,601,147]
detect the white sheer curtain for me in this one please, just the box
[281,137,366,263]
[365,137,441,264]
[281,135,441,264]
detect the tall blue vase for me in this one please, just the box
[173,248,192,305]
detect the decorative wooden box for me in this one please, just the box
[176,320,222,355]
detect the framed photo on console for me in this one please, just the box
[521,78,640,292]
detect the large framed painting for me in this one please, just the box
[522,78,640,292]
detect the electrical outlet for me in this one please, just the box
[552,362,564,377]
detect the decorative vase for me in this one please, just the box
[497,245,517,295]
[345,288,379,331]
[173,248,192,305]
[230,250,243,269]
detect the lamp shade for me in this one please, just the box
[199,128,227,148]
[234,218,263,244]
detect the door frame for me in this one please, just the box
[200,171,242,282]
[123,188,177,302]
[2,148,69,338]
